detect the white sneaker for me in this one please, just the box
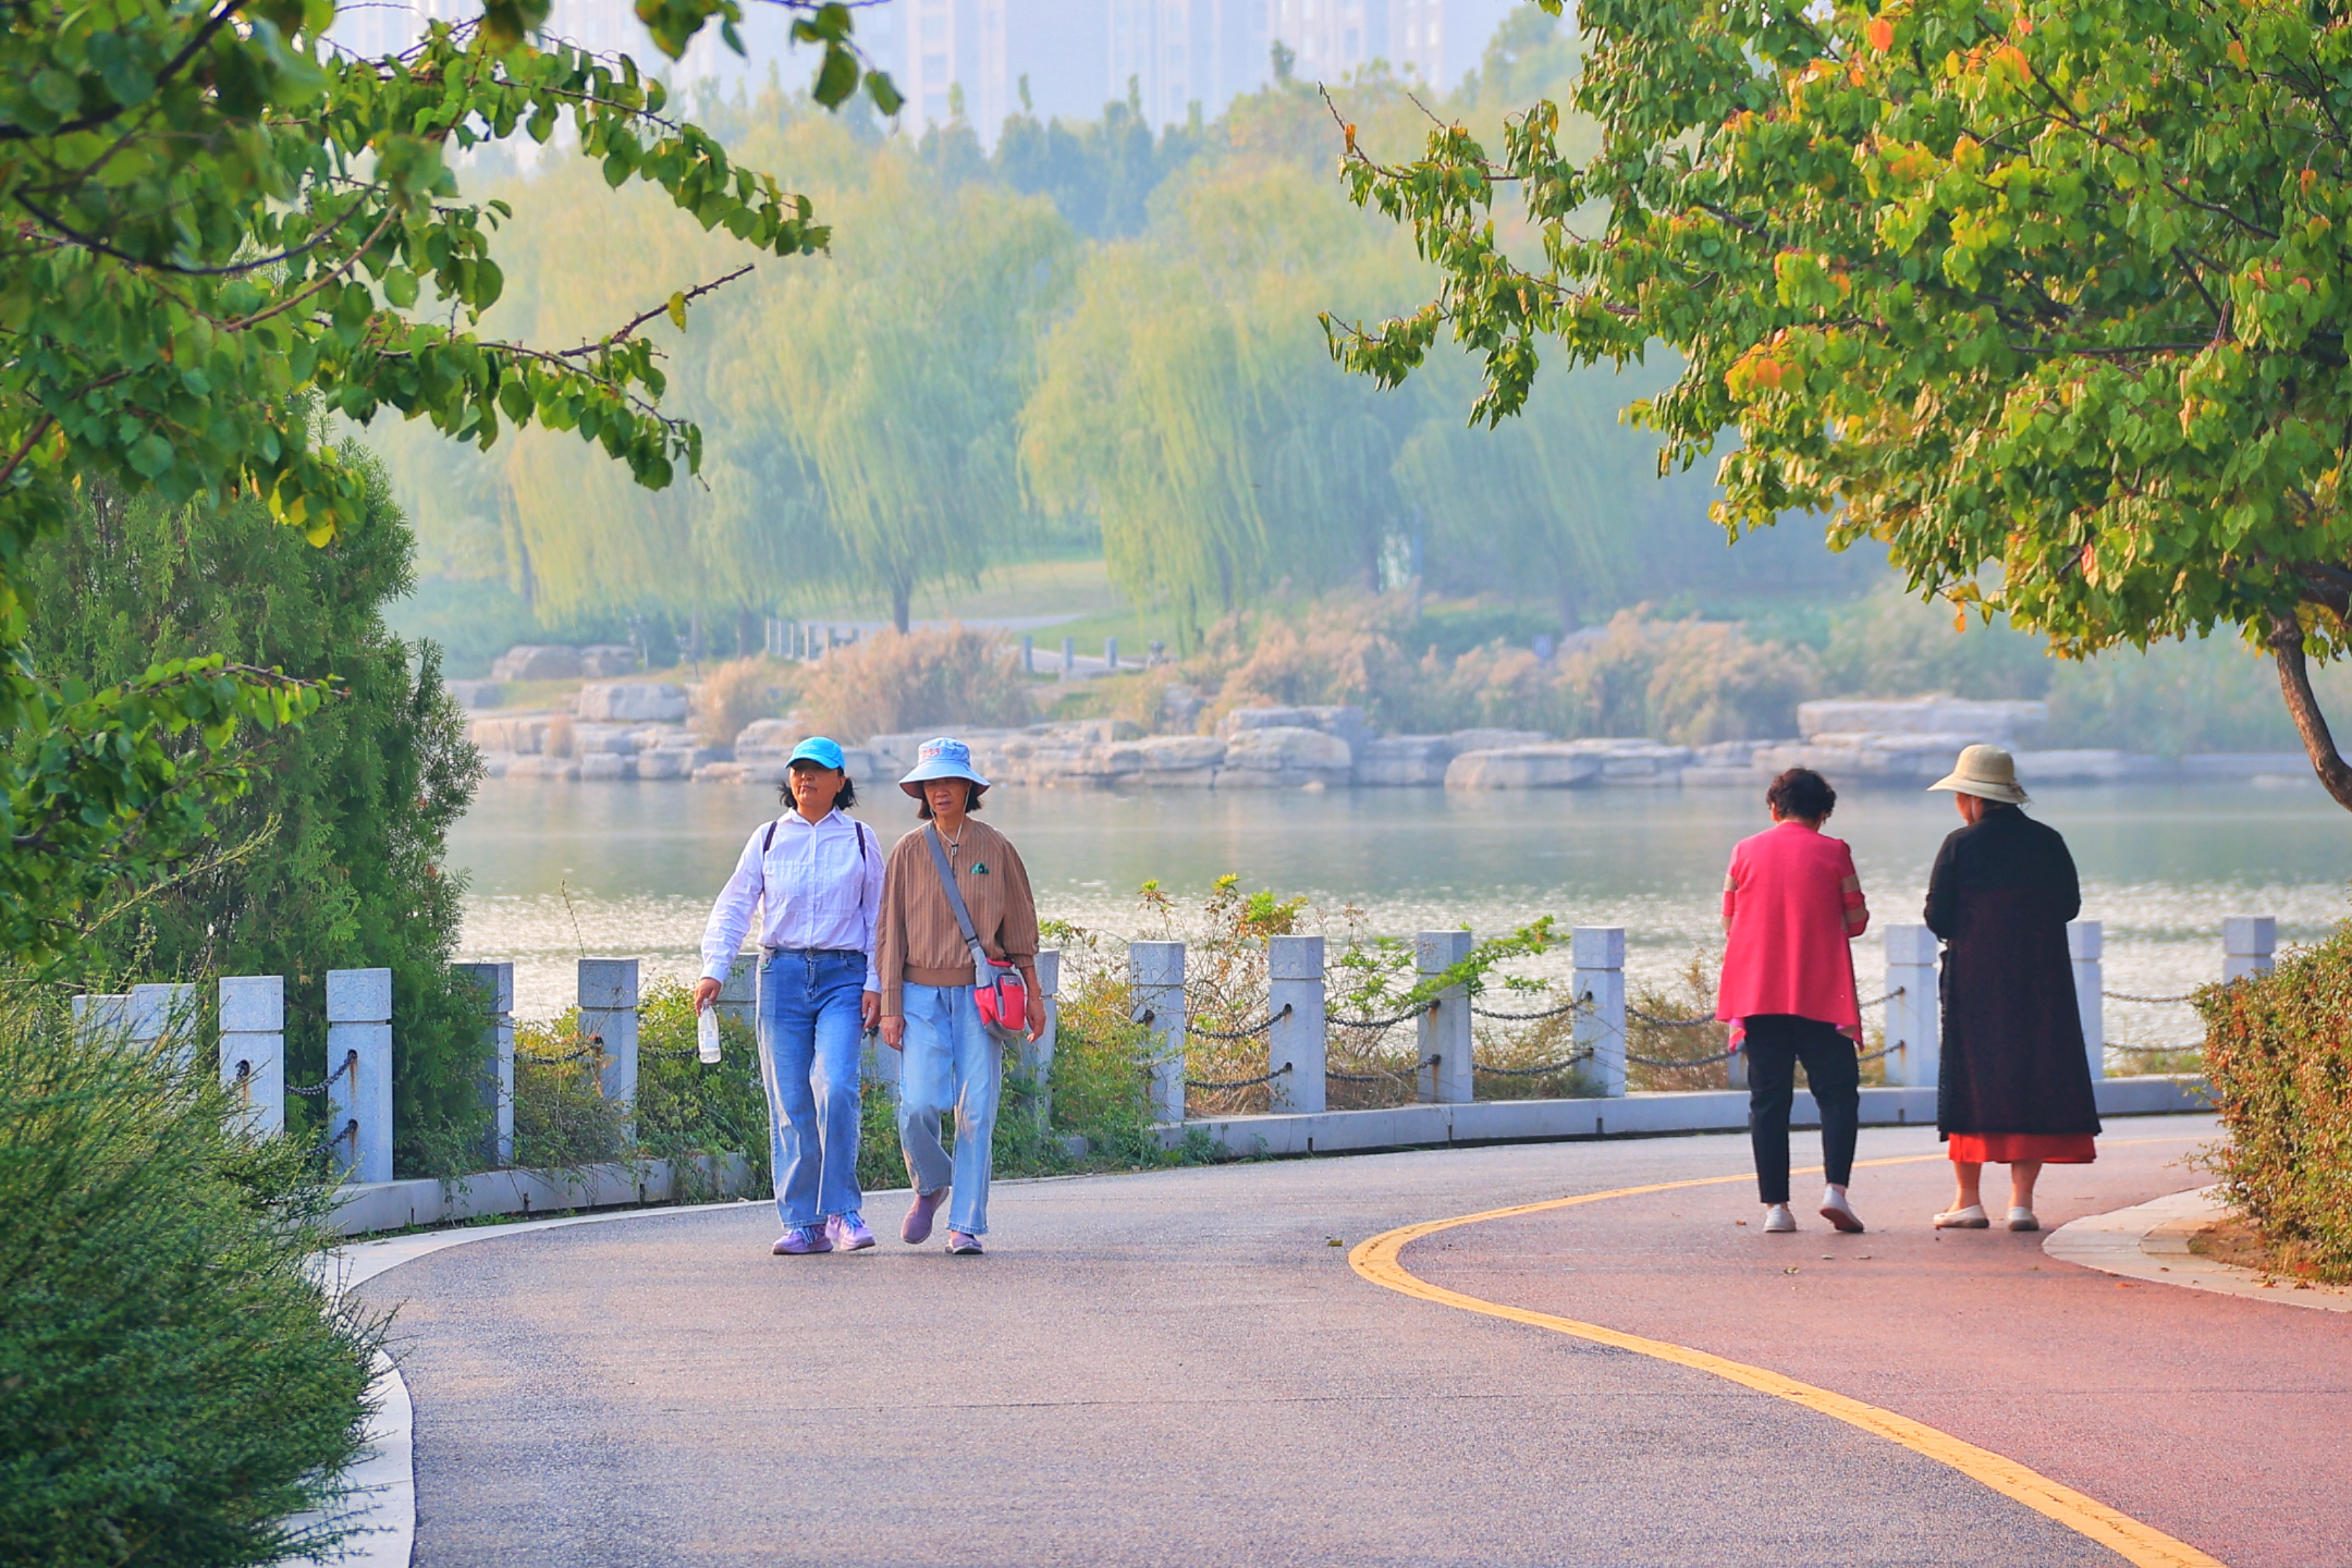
[2007,1207,2040,1233]
[1934,1204,1990,1229]
[1763,1203,1797,1233]
[1819,1187,1865,1234]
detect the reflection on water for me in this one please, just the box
[449,777,2351,1035]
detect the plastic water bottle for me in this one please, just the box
[696,1004,722,1064]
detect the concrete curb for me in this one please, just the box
[1172,1075,2208,1159]
[2044,1186,2352,1313]
[328,1155,754,1237]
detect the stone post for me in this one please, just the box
[579,958,640,1132]
[1105,636,1119,672]
[1883,925,1941,1089]
[1268,934,1326,1114]
[72,992,132,1035]
[1130,940,1186,1124]
[717,952,759,1033]
[326,968,393,1185]
[2068,921,2104,1081]
[1021,634,1035,674]
[1019,948,1060,1129]
[1573,927,1627,1098]
[1061,635,1076,675]
[455,962,515,1167]
[1415,930,1474,1104]
[2222,917,2276,983]
[130,981,199,1070]
[218,975,285,1139]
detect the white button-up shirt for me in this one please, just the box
[699,810,883,990]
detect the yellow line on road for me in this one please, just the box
[1350,1146,2225,1568]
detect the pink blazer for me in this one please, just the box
[1715,821,1870,1035]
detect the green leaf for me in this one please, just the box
[126,434,175,479]
[812,45,856,108]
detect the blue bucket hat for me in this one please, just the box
[787,736,845,771]
[899,736,990,798]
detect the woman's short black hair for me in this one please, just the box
[1766,767,1836,823]
[914,781,984,819]
[779,765,856,811]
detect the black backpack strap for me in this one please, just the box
[763,817,780,854]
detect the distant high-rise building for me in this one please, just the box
[328,1,1524,141]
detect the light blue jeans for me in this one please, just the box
[897,981,1001,1237]
[757,948,867,1228]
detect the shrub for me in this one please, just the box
[798,627,1037,741]
[508,981,768,1193]
[1184,596,1813,741]
[632,980,770,1201]
[0,994,378,1567]
[693,656,796,746]
[2198,926,2352,1283]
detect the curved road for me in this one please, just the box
[360,1114,2351,1567]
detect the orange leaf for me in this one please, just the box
[1868,16,1894,51]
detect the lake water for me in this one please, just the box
[448,777,2350,1053]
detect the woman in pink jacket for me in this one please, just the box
[1716,767,1871,1235]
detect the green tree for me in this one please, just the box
[0,0,896,953]
[21,452,488,1173]
[1331,0,2352,806]
[746,148,1075,632]
[1023,156,1431,645]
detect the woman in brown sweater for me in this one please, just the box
[877,737,1043,1255]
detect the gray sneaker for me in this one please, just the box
[1763,1204,1797,1233]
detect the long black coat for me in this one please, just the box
[1923,805,2102,1139]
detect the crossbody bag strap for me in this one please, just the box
[923,824,997,974]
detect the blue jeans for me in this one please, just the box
[758,949,867,1228]
[897,981,1001,1236]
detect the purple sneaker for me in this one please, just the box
[826,1211,876,1251]
[772,1226,832,1256]
[947,1231,984,1256]
[902,1188,947,1244]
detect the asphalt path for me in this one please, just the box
[360,1112,2345,1567]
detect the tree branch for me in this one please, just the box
[559,264,756,355]
[2268,614,2352,808]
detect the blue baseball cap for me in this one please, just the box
[898,736,990,797]
[787,736,845,771]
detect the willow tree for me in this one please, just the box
[0,0,896,953]
[747,153,1075,631]
[1023,157,1434,645]
[1332,0,2352,806]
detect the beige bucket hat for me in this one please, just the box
[1928,743,2029,805]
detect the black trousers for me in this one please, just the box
[1743,1014,1861,1204]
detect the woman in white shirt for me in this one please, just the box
[694,737,883,1255]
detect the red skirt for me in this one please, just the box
[1948,1133,2097,1164]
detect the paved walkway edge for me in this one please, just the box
[1175,1075,2206,1157]
[301,1197,771,1565]
[2044,1187,2352,1313]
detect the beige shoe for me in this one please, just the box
[1933,1204,1990,1229]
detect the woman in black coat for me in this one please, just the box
[1923,745,2101,1233]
